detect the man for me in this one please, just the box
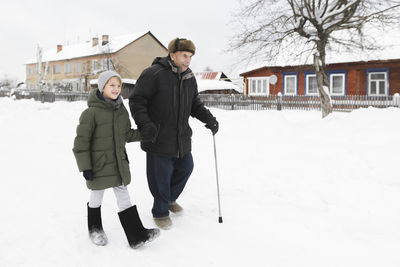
[129,37,218,230]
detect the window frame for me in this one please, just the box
[282,72,298,95]
[92,60,98,72]
[75,63,80,73]
[28,67,34,76]
[328,71,347,96]
[248,77,270,96]
[82,63,86,73]
[64,63,72,73]
[53,64,61,74]
[304,72,318,96]
[367,68,389,96]
[101,58,113,70]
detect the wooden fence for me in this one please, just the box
[0,90,88,102]
[1,89,399,112]
[199,94,400,112]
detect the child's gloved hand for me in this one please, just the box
[83,170,94,181]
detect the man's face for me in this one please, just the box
[170,51,193,72]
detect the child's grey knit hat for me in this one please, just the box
[98,70,122,93]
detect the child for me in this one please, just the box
[73,70,159,249]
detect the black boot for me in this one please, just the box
[118,205,160,249]
[87,203,108,246]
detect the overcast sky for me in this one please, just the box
[0,0,241,81]
[3,1,400,83]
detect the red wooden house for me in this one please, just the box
[240,59,400,97]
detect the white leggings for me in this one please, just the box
[88,185,132,212]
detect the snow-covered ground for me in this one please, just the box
[0,97,399,267]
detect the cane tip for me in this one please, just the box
[219,217,223,223]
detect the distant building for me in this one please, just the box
[194,71,241,94]
[197,79,241,94]
[194,71,231,82]
[25,31,167,91]
[240,58,400,97]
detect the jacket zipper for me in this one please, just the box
[177,76,184,158]
[112,110,121,183]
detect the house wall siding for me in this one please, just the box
[26,54,108,90]
[242,60,400,96]
[114,34,168,79]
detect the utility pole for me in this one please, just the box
[36,45,44,102]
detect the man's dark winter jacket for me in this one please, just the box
[73,90,141,190]
[129,56,215,158]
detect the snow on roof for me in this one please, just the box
[197,79,241,93]
[240,28,400,75]
[240,44,400,75]
[25,32,148,64]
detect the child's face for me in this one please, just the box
[102,77,121,100]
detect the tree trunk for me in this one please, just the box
[313,53,332,118]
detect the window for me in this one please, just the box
[92,60,98,72]
[305,73,318,95]
[101,58,113,70]
[64,63,72,73]
[28,67,34,76]
[257,80,261,93]
[368,70,388,96]
[283,74,297,95]
[82,63,86,73]
[248,77,269,95]
[251,80,256,94]
[75,63,80,73]
[329,73,345,95]
[262,80,267,94]
[53,64,61,74]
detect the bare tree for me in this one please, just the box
[230,0,400,118]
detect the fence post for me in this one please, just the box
[393,93,400,108]
[277,92,282,111]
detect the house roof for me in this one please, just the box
[240,57,400,76]
[194,71,232,82]
[240,41,400,76]
[26,31,166,64]
[194,71,221,80]
[197,79,241,93]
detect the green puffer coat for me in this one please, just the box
[73,90,140,190]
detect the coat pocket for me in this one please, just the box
[123,150,130,164]
[92,151,106,171]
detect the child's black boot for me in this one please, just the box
[87,203,108,246]
[118,205,160,249]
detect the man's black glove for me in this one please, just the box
[205,118,219,135]
[140,122,158,143]
[83,170,94,181]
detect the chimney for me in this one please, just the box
[92,37,98,47]
[102,35,109,45]
[57,44,62,53]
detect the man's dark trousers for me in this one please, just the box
[146,152,194,218]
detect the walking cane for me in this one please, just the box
[212,134,223,223]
